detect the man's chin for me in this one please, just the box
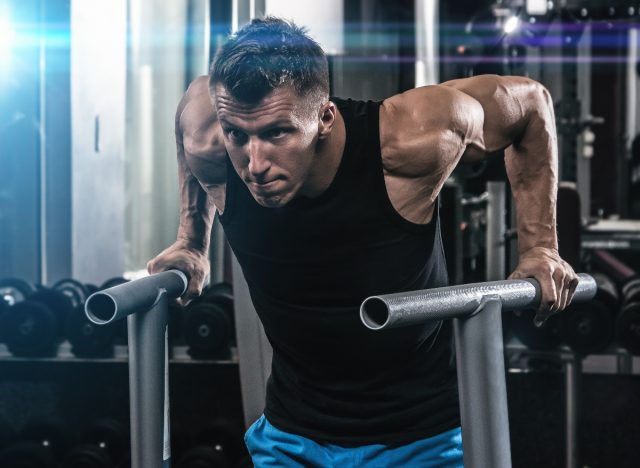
[253,193,291,208]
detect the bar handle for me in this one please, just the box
[85,269,188,324]
[361,273,596,330]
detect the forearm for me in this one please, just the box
[176,168,215,253]
[505,89,559,254]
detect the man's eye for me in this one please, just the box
[266,128,287,139]
[227,129,246,143]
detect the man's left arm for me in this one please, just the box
[442,74,579,325]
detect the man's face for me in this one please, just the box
[213,84,321,208]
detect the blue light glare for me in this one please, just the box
[0,8,15,66]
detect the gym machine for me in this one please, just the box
[85,270,187,468]
[361,274,597,468]
[85,266,595,468]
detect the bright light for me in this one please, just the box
[0,11,15,65]
[503,16,520,35]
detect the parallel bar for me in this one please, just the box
[128,293,171,468]
[361,275,597,468]
[85,269,187,324]
[565,356,581,468]
[85,270,188,468]
[454,297,511,468]
[361,274,596,330]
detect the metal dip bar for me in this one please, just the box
[85,270,188,468]
[360,274,597,468]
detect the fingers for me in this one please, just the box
[534,264,580,327]
[534,269,558,326]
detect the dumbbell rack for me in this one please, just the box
[0,274,244,468]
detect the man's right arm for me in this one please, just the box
[147,78,217,304]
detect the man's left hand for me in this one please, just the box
[508,246,580,327]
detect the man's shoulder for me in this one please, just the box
[379,85,478,177]
[381,85,474,131]
[177,76,218,134]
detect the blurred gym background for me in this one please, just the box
[1,0,640,467]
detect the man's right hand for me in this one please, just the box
[146,240,210,306]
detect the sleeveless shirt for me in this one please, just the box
[219,98,460,446]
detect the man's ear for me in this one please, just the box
[318,101,336,140]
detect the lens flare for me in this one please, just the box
[503,16,520,35]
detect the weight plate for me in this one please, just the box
[616,302,640,355]
[65,306,117,358]
[29,288,75,335]
[99,277,129,290]
[52,278,89,309]
[184,303,231,357]
[622,278,640,306]
[0,278,37,306]
[564,300,615,354]
[2,301,57,357]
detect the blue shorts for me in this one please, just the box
[244,415,464,467]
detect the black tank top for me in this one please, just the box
[219,98,460,446]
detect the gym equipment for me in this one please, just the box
[183,282,235,358]
[52,278,89,310]
[0,278,37,306]
[557,183,582,270]
[617,302,640,354]
[563,273,618,354]
[100,277,129,290]
[590,250,640,354]
[507,308,566,350]
[85,270,187,468]
[202,282,235,340]
[184,303,232,359]
[360,274,597,468]
[62,418,129,468]
[85,283,100,295]
[617,276,640,354]
[100,277,131,344]
[1,286,75,357]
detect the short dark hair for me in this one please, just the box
[209,17,329,105]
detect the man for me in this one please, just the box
[148,17,579,466]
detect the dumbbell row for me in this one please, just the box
[0,277,236,360]
[0,415,248,468]
[507,268,640,355]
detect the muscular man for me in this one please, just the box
[148,17,579,466]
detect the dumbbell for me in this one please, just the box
[55,279,117,358]
[177,419,244,468]
[184,283,234,359]
[0,278,38,306]
[616,276,640,354]
[62,417,129,468]
[0,278,38,345]
[1,283,78,357]
[63,279,121,358]
[563,272,618,354]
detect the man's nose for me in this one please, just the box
[247,137,271,179]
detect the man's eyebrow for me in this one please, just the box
[218,118,294,132]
